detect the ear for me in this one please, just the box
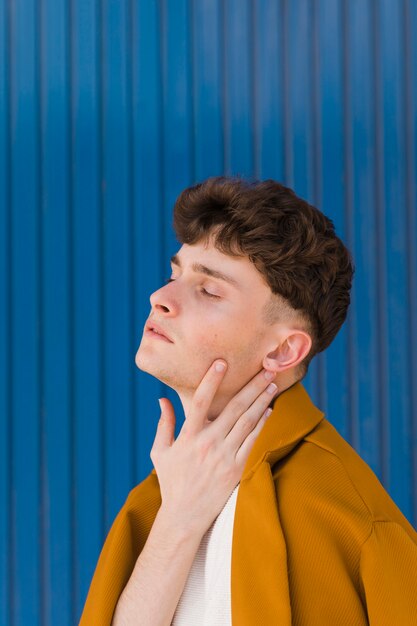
[262,330,312,374]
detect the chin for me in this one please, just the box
[135,349,160,377]
[135,351,179,388]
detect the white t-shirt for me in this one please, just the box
[171,484,240,626]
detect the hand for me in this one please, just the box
[149,361,278,536]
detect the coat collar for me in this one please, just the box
[240,380,325,482]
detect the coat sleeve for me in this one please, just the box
[78,469,161,626]
[359,520,417,625]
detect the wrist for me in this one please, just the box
[155,505,206,544]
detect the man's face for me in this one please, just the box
[135,239,278,400]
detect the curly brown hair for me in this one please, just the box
[173,176,354,378]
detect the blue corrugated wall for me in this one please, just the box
[0,1,416,624]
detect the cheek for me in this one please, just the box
[193,322,235,353]
[183,324,237,374]
[195,322,261,367]
[183,307,265,365]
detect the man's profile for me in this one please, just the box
[80,177,417,625]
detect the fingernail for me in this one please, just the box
[266,382,277,394]
[264,370,274,380]
[158,398,163,412]
[264,408,273,418]
[215,361,226,372]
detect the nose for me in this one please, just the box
[149,282,179,316]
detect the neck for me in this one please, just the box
[176,371,299,423]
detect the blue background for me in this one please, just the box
[0,1,416,624]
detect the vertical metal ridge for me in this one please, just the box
[67,0,76,619]
[4,0,13,622]
[159,0,169,410]
[220,0,228,173]
[371,0,388,487]
[11,0,42,619]
[155,0,166,406]
[251,0,259,179]
[403,0,417,527]
[277,0,285,183]
[67,7,79,615]
[37,0,46,622]
[8,2,15,622]
[217,0,225,174]
[311,0,324,408]
[341,0,356,448]
[127,0,135,489]
[130,0,140,485]
[247,0,254,177]
[185,0,196,185]
[159,0,167,272]
[281,0,291,186]
[187,0,196,182]
[311,0,322,209]
[96,0,105,543]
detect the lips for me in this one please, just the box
[145,321,173,343]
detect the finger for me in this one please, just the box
[152,398,176,451]
[210,368,276,438]
[224,382,277,451]
[185,360,228,434]
[234,406,272,468]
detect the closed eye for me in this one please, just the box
[165,278,220,299]
[200,287,220,299]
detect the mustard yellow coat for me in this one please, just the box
[80,382,417,625]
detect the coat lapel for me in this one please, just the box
[231,382,324,625]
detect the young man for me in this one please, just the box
[80,177,417,625]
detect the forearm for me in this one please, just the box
[111,507,204,626]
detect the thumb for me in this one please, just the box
[153,397,176,449]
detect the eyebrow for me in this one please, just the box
[170,254,240,288]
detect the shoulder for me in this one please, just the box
[272,417,416,546]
